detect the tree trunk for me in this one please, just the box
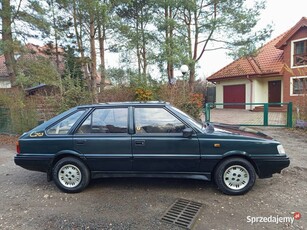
[189,63,195,92]
[98,24,106,90]
[165,4,170,82]
[140,7,147,77]
[165,4,174,83]
[50,0,62,97]
[1,0,16,81]
[184,8,194,92]
[169,6,174,81]
[89,11,98,103]
[73,0,90,90]
[136,16,141,76]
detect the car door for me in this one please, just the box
[132,106,200,172]
[73,107,132,171]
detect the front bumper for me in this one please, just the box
[253,155,290,178]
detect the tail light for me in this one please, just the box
[16,141,20,154]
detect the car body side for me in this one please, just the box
[14,103,290,183]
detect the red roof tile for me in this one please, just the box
[0,43,65,77]
[276,17,307,49]
[207,33,285,81]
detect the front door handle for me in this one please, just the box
[76,140,87,145]
[135,140,145,146]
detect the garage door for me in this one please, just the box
[223,84,245,109]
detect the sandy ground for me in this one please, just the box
[0,127,306,230]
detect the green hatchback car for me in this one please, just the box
[14,101,290,195]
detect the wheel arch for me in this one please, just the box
[213,151,259,180]
[47,150,88,181]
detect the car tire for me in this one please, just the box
[52,157,90,193]
[214,157,256,195]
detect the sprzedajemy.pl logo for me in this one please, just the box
[247,212,301,225]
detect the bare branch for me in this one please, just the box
[196,1,217,62]
[205,47,228,51]
[197,38,232,45]
[12,0,23,23]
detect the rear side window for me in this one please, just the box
[76,108,128,134]
[47,110,86,135]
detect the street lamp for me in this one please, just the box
[180,65,189,100]
[180,65,189,76]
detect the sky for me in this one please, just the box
[200,0,307,80]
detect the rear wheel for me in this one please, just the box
[214,158,256,195]
[53,157,90,193]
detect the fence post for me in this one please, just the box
[287,102,293,128]
[205,103,211,122]
[263,103,269,126]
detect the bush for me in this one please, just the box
[56,77,92,112]
[99,86,135,102]
[0,89,38,134]
[135,88,154,101]
[157,83,204,120]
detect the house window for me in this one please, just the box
[293,39,307,67]
[291,76,307,95]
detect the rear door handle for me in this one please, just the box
[135,140,145,146]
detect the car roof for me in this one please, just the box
[76,101,169,109]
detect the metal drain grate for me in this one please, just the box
[161,199,203,229]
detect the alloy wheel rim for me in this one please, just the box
[223,165,250,190]
[58,164,82,188]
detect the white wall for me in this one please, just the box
[0,80,11,89]
[253,77,283,103]
[215,76,283,110]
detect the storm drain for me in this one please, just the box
[161,199,203,229]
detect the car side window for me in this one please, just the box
[47,110,86,135]
[134,107,186,134]
[76,108,128,134]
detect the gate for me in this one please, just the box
[204,102,293,127]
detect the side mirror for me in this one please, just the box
[183,128,193,138]
[204,122,215,133]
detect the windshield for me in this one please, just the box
[170,106,203,130]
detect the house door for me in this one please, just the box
[268,81,281,106]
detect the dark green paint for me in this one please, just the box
[15,102,290,182]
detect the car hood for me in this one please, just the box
[209,123,274,140]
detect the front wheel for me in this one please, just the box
[214,158,256,195]
[52,157,90,193]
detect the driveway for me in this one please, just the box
[205,108,287,126]
[0,128,306,230]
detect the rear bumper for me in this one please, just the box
[14,154,53,173]
[253,155,290,178]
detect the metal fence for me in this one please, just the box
[0,107,12,134]
[0,106,41,134]
[204,102,293,127]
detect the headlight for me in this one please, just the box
[277,145,285,154]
